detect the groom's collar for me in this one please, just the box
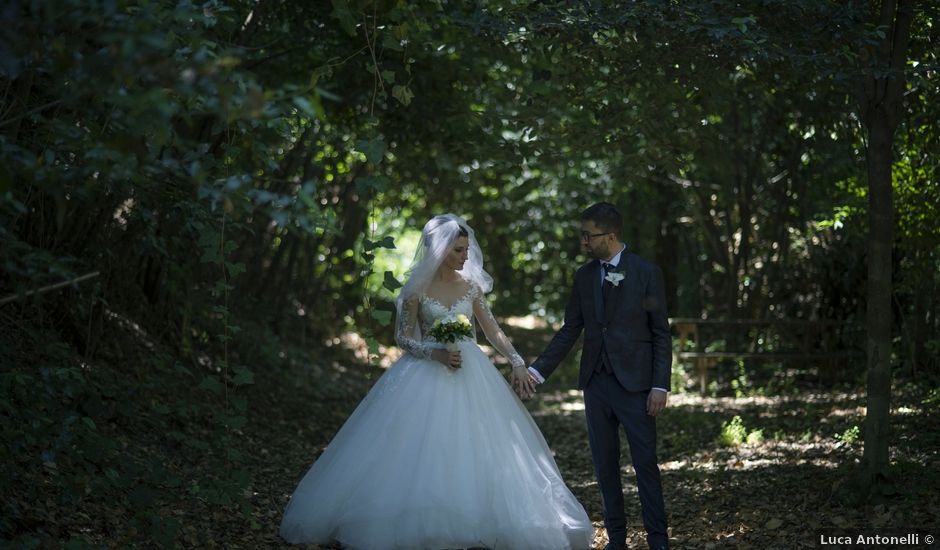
[600,243,628,268]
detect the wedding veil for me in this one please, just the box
[395,214,493,335]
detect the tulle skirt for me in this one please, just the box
[279,340,594,550]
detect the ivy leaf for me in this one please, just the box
[365,335,381,357]
[355,138,387,165]
[383,271,402,291]
[231,367,254,386]
[293,96,324,120]
[382,32,404,51]
[363,235,395,251]
[392,85,414,106]
[355,175,389,194]
[331,0,357,37]
[225,415,248,430]
[226,261,246,278]
[198,375,224,395]
[370,309,392,327]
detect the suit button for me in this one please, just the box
[602,327,607,333]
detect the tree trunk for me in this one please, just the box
[855,0,914,496]
[654,196,679,315]
[862,113,894,488]
[910,273,924,378]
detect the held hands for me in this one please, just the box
[511,366,538,400]
[431,348,462,369]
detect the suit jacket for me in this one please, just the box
[532,250,672,391]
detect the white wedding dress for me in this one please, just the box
[280,281,594,550]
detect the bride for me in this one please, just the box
[279,214,594,550]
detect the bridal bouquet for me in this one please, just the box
[428,314,473,350]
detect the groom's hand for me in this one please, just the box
[511,366,536,399]
[647,389,668,416]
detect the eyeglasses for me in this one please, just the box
[579,231,610,241]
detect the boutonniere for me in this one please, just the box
[604,272,625,287]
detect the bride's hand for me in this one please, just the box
[511,366,536,399]
[431,348,461,369]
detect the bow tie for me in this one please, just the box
[602,262,617,271]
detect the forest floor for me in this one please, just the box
[233,324,940,550]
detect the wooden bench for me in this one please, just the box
[670,318,857,393]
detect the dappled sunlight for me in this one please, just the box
[111,198,135,226]
[665,438,849,472]
[667,391,866,411]
[503,314,555,330]
[558,401,586,413]
[810,405,866,418]
[518,384,940,548]
[332,331,400,368]
[105,308,157,351]
[531,387,864,478]
[530,389,585,416]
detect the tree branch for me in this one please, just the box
[0,272,100,306]
[0,98,63,129]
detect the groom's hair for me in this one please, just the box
[581,202,623,237]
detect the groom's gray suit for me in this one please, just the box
[531,245,670,549]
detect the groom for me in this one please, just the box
[520,202,671,550]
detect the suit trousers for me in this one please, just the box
[583,370,668,548]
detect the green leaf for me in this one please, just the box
[365,335,381,356]
[355,175,389,194]
[231,367,254,386]
[364,235,395,251]
[198,375,224,395]
[383,270,402,291]
[226,261,246,278]
[382,32,404,51]
[316,86,342,102]
[82,417,97,430]
[231,396,248,412]
[392,85,414,106]
[225,415,248,430]
[293,96,325,120]
[213,280,235,293]
[331,0,358,37]
[371,309,392,326]
[355,138,387,165]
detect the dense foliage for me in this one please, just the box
[1,0,936,546]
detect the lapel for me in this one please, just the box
[603,251,638,325]
[591,261,605,325]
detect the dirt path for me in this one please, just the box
[239,339,939,549]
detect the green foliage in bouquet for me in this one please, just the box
[427,314,473,343]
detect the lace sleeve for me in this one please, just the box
[395,295,432,359]
[471,286,526,368]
